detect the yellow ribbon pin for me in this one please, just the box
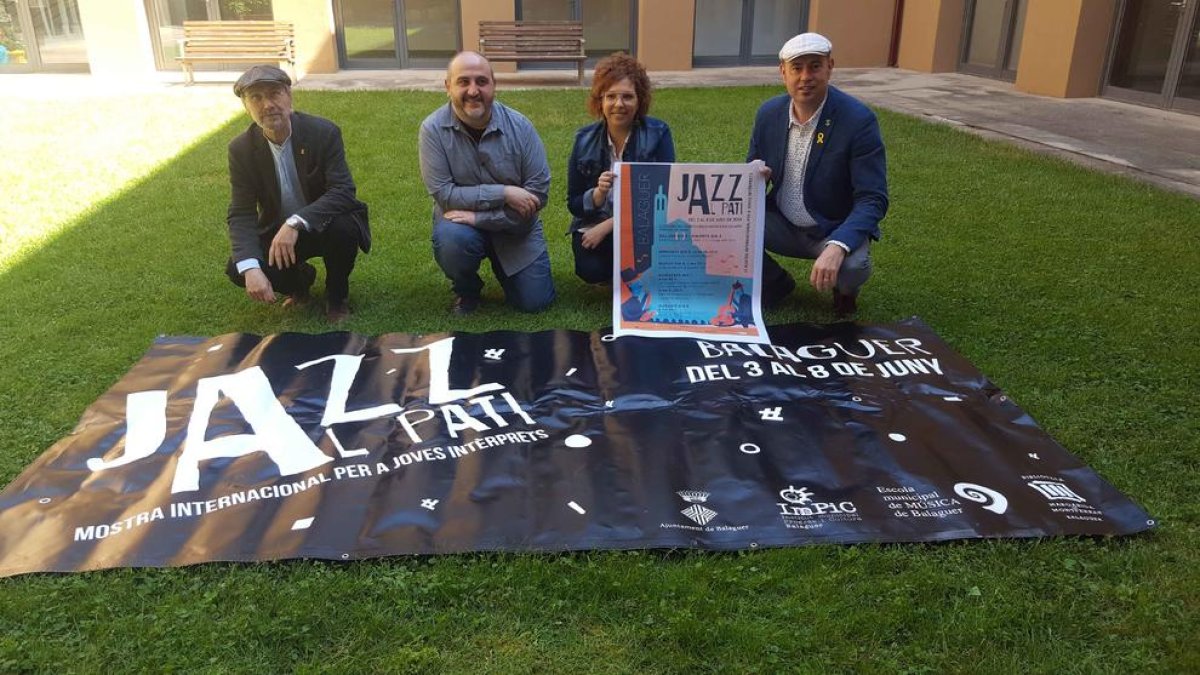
[816,132,825,145]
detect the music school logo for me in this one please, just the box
[953,483,1009,514]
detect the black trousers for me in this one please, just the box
[571,230,613,285]
[225,213,361,303]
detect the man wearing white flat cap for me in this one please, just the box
[748,32,888,317]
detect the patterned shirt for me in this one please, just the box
[776,99,825,229]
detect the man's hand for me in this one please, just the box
[503,185,540,219]
[810,244,845,293]
[580,218,614,249]
[592,171,615,208]
[444,210,478,225]
[268,224,299,269]
[749,159,771,181]
[244,268,276,303]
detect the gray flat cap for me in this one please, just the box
[233,65,292,97]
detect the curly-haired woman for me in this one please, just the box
[566,53,676,284]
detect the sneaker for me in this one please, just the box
[326,299,351,324]
[832,290,858,317]
[451,295,480,316]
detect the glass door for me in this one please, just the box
[145,0,273,71]
[1105,0,1200,113]
[336,0,459,68]
[959,0,1028,80]
[517,0,634,63]
[693,0,807,67]
[0,0,87,72]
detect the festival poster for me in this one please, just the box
[612,162,767,342]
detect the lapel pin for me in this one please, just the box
[816,132,825,145]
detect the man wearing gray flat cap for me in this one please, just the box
[224,64,371,323]
[748,33,888,317]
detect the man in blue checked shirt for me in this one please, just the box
[418,51,556,316]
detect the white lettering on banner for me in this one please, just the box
[75,426,557,541]
[875,359,942,378]
[85,335,542,493]
[696,338,932,362]
[395,391,536,444]
[397,408,437,443]
[390,337,503,404]
[85,390,168,471]
[686,355,940,383]
[295,354,401,427]
[73,507,165,541]
[172,367,332,494]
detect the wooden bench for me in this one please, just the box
[478,20,586,84]
[177,21,295,86]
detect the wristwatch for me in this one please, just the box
[284,215,304,232]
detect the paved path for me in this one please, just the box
[4,66,1198,198]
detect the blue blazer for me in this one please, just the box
[746,86,888,251]
[566,116,675,232]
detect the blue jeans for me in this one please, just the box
[432,219,556,313]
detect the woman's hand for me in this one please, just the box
[581,218,614,249]
[592,171,615,208]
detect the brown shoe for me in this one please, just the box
[281,289,311,309]
[832,290,858,318]
[326,299,351,324]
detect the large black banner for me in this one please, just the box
[0,319,1153,577]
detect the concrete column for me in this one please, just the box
[76,0,156,78]
[1014,0,1117,98]
[808,0,897,67]
[896,0,967,72]
[274,0,338,76]
[638,0,694,71]
[461,0,517,73]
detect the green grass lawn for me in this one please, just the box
[0,86,1197,672]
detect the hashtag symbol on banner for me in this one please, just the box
[759,407,783,421]
[483,349,505,360]
[420,499,439,510]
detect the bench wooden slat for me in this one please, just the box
[176,20,295,86]
[478,20,586,85]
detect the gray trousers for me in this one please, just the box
[762,209,872,297]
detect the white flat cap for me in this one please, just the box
[779,33,832,61]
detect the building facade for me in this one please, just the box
[0,1,1196,113]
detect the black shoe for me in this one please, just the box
[833,290,858,318]
[326,299,351,324]
[282,263,317,307]
[451,295,480,316]
[762,276,797,309]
